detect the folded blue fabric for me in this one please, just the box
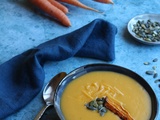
[0,19,117,119]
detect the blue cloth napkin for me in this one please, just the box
[0,19,117,119]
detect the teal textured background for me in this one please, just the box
[0,0,160,119]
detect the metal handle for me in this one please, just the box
[34,105,51,120]
[34,72,67,120]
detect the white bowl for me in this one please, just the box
[128,14,160,45]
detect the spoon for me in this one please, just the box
[34,72,67,120]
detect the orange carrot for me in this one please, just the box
[57,0,101,13]
[29,0,71,26]
[48,0,68,14]
[94,0,114,4]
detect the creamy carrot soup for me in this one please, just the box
[61,71,151,120]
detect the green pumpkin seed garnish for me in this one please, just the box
[97,101,103,105]
[98,107,107,116]
[85,103,98,111]
[85,97,107,116]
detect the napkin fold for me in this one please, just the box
[0,19,117,119]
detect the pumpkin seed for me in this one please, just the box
[85,104,98,111]
[152,66,157,70]
[97,101,103,105]
[153,73,158,78]
[89,100,98,108]
[144,62,150,65]
[154,79,160,83]
[98,104,103,109]
[96,98,103,101]
[141,24,146,29]
[99,107,107,116]
[146,70,154,75]
[93,100,99,107]
[99,111,105,117]
[153,58,158,62]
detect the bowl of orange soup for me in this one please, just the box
[53,63,158,120]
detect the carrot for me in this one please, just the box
[94,0,114,4]
[48,0,68,14]
[57,0,101,13]
[29,0,71,26]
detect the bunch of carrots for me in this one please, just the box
[29,0,113,27]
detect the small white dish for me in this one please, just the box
[128,14,160,45]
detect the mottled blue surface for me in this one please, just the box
[0,0,160,120]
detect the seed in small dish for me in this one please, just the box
[132,20,160,42]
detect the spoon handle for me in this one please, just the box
[34,105,50,120]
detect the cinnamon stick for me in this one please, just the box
[104,97,134,120]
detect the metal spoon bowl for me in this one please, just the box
[127,14,160,45]
[34,72,67,120]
